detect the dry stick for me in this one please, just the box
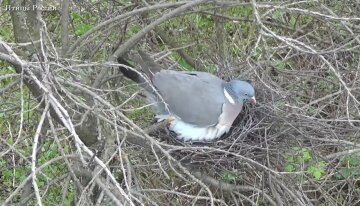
[93,0,209,88]
[0,73,20,80]
[230,192,241,206]
[95,191,105,206]
[0,71,24,156]
[151,142,170,179]
[169,146,280,175]
[112,112,133,195]
[58,72,216,206]
[122,151,133,194]
[155,28,205,71]
[234,192,256,206]
[2,155,78,205]
[250,0,360,111]
[72,167,125,205]
[257,4,360,21]
[111,0,208,59]
[47,113,84,190]
[61,176,72,206]
[270,175,310,206]
[140,189,225,204]
[264,127,283,206]
[31,100,50,206]
[325,148,360,160]
[0,79,20,96]
[0,48,135,205]
[200,11,331,45]
[60,0,70,56]
[0,139,51,182]
[320,4,360,45]
[301,90,342,110]
[192,171,277,206]
[67,1,187,54]
[47,70,284,205]
[55,67,218,205]
[1,38,132,205]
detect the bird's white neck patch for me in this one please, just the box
[224,89,235,104]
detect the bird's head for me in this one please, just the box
[224,80,256,104]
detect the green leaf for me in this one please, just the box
[347,156,360,166]
[285,164,295,172]
[129,25,141,35]
[6,137,13,144]
[71,12,81,21]
[307,161,325,180]
[286,155,294,163]
[206,64,217,74]
[222,171,240,184]
[255,47,262,60]
[195,14,202,29]
[289,17,297,28]
[313,170,322,180]
[272,10,284,20]
[0,28,13,41]
[275,60,287,70]
[225,21,233,30]
[75,24,92,36]
[338,168,351,178]
[3,170,12,179]
[302,148,312,161]
[176,57,193,71]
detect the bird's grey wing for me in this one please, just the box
[152,70,226,127]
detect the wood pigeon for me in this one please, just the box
[119,52,256,142]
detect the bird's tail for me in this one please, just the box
[136,51,161,80]
[117,56,144,84]
[118,51,161,83]
[118,52,167,115]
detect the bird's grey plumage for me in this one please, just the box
[120,51,256,141]
[152,70,227,126]
[137,51,161,79]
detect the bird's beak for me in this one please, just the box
[250,96,256,104]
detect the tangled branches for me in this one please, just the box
[0,0,359,205]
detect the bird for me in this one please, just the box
[119,51,256,142]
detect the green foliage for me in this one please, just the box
[306,106,317,116]
[275,60,287,71]
[337,153,360,179]
[0,27,13,41]
[272,10,284,21]
[307,161,325,180]
[71,12,93,36]
[228,5,252,19]
[0,4,13,41]
[2,167,27,189]
[0,65,16,80]
[285,147,312,165]
[0,112,5,131]
[129,25,142,36]
[254,47,263,60]
[159,4,256,64]
[289,16,297,29]
[257,201,267,206]
[126,90,154,127]
[194,14,213,31]
[285,147,326,180]
[75,23,93,36]
[174,55,194,71]
[222,170,241,184]
[0,139,74,204]
[205,64,217,74]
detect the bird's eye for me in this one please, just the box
[244,93,248,96]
